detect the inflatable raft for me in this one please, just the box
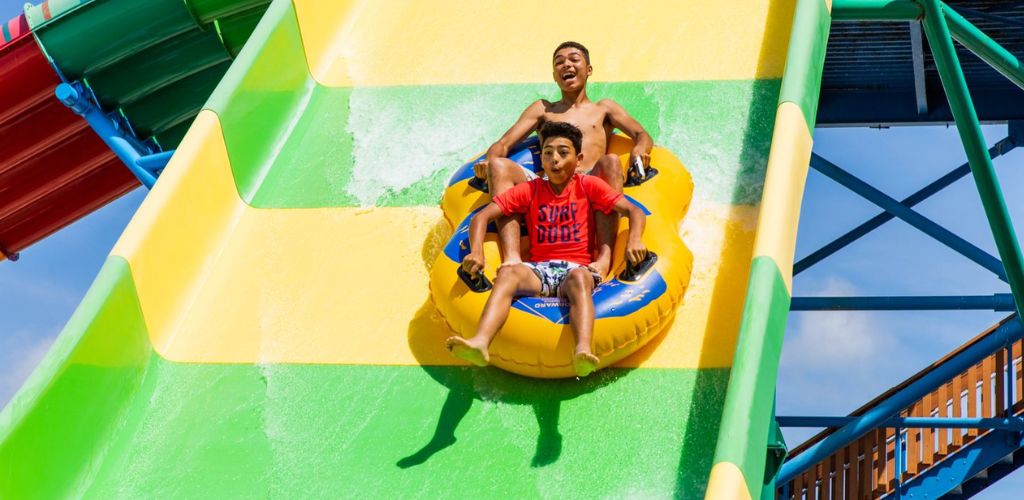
[430,135,694,378]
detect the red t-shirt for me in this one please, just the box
[493,174,623,265]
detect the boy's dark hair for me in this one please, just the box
[553,41,590,64]
[540,121,583,155]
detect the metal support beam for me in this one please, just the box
[1012,121,1024,145]
[943,4,1024,91]
[811,153,1008,281]
[136,150,175,175]
[951,5,1024,31]
[831,0,922,21]
[922,0,1024,317]
[910,21,928,114]
[55,82,159,189]
[777,318,1024,484]
[790,294,1016,311]
[795,138,1017,275]
[819,89,1024,125]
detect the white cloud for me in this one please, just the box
[777,276,901,441]
[782,277,884,370]
[0,329,56,408]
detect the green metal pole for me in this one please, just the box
[832,0,921,21]
[942,4,1024,91]
[920,0,1024,318]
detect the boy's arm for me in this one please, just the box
[601,99,654,168]
[473,101,546,178]
[611,197,648,265]
[463,203,506,274]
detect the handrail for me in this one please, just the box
[780,416,1024,431]
[790,294,1016,311]
[780,316,1024,498]
[787,315,1018,457]
[778,316,1023,484]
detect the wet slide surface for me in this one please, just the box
[0,0,798,497]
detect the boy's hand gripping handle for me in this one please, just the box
[618,251,658,282]
[625,156,658,187]
[468,176,489,193]
[457,266,493,293]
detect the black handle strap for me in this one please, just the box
[457,266,493,292]
[625,165,659,187]
[468,176,489,193]
[618,252,658,282]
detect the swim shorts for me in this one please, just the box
[523,260,602,297]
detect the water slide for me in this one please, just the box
[0,0,269,258]
[0,0,829,497]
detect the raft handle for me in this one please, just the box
[468,176,489,193]
[619,252,658,282]
[625,156,658,187]
[458,266,493,293]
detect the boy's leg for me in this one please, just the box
[560,267,600,376]
[487,158,531,265]
[446,264,542,366]
[588,154,625,276]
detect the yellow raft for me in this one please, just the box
[430,134,694,378]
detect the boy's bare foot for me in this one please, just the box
[446,336,490,367]
[587,260,609,279]
[573,351,600,377]
[589,245,613,277]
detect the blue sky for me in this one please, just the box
[783,124,1024,498]
[2,0,1023,495]
[782,123,1019,424]
[0,190,145,401]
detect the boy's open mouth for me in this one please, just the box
[561,72,576,83]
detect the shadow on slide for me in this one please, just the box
[396,359,634,469]
[400,218,635,468]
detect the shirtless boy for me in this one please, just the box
[450,122,648,377]
[475,41,654,277]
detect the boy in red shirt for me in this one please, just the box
[446,122,648,377]
[474,41,653,279]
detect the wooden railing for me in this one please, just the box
[780,316,1023,499]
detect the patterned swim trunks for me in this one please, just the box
[523,260,602,297]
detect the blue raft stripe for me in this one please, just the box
[510,271,667,324]
[441,205,491,264]
[447,136,541,187]
[623,195,651,216]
